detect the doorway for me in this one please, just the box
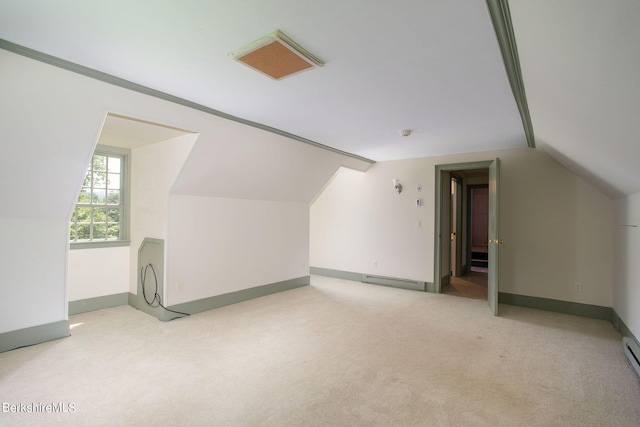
[468,185,489,274]
[444,174,488,300]
[434,159,500,315]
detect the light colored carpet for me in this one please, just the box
[1,275,639,426]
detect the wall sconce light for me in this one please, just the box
[392,178,402,194]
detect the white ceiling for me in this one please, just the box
[1,0,638,198]
[99,114,195,149]
[509,0,640,198]
[0,0,524,159]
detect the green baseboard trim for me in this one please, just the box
[69,293,129,315]
[612,309,640,347]
[128,292,137,309]
[310,267,363,282]
[163,276,310,321]
[0,320,69,353]
[499,292,613,321]
[310,267,430,293]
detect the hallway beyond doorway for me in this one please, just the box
[442,271,487,300]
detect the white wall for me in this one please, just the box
[166,195,309,305]
[614,192,640,339]
[0,51,104,334]
[67,133,196,302]
[312,161,431,282]
[311,146,614,307]
[129,134,197,294]
[68,247,129,301]
[170,121,370,202]
[0,219,68,333]
[0,48,369,339]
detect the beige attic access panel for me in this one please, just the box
[229,30,324,80]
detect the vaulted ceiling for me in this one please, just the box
[1,0,638,198]
[510,0,640,198]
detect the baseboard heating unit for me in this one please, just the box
[622,337,640,378]
[361,274,426,292]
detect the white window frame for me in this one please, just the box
[70,145,131,249]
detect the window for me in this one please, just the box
[70,145,130,249]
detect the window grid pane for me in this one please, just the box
[93,171,106,189]
[108,157,121,173]
[93,155,106,171]
[72,152,125,243]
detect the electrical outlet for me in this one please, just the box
[416,220,421,228]
[574,282,583,292]
[176,282,183,291]
[373,261,378,268]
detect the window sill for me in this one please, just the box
[70,240,131,250]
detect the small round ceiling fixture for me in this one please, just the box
[400,129,412,137]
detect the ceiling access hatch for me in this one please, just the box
[229,30,324,80]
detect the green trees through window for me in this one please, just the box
[70,146,129,246]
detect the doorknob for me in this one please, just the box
[489,239,504,244]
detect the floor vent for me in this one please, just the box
[623,337,640,378]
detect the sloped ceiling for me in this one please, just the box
[509,0,640,198]
[99,114,196,149]
[0,0,524,160]
[0,1,637,198]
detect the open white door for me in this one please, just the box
[488,158,500,315]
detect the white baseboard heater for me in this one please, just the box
[623,337,640,378]
[361,274,426,292]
